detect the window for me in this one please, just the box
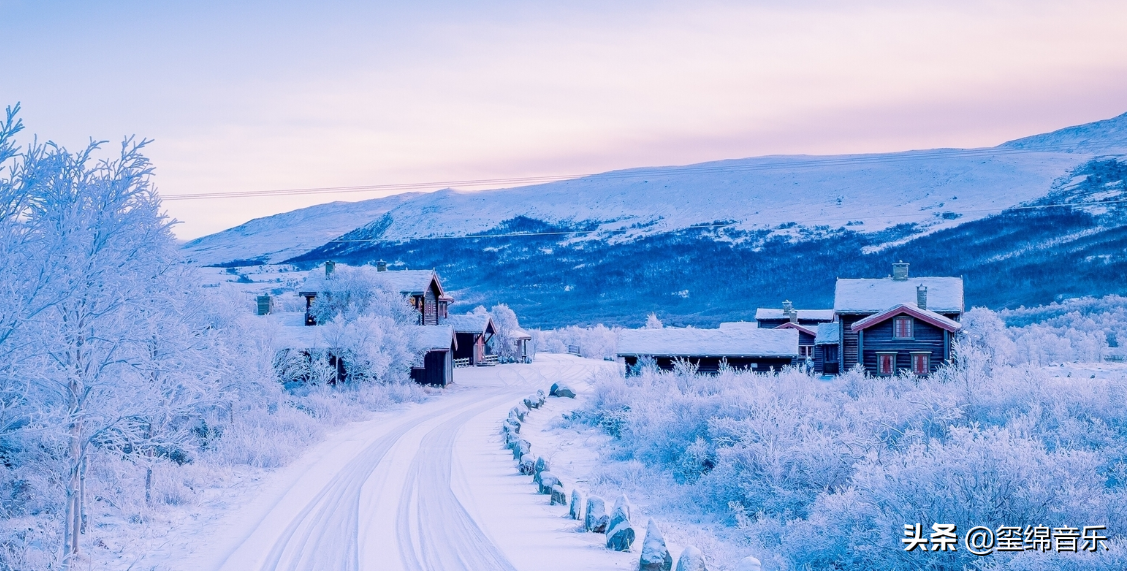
[800,345,813,358]
[912,352,930,375]
[893,316,913,339]
[877,352,896,375]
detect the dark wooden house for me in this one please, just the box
[410,325,457,386]
[813,322,840,375]
[754,301,834,329]
[298,262,449,326]
[445,313,497,365]
[617,327,799,375]
[832,262,964,376]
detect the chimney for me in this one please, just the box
[782,300,797,323]
[376,260,387,272]
[917,285,928,310]
[892,261,909,281]
[325,260,336,277]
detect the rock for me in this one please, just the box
[639,519,673,571]
[552,384,576,398]
[550,382,559,396]
[733,556,761,571]
[551,483,567,505]
[675,546,706,571]
[606,520,636,551]
[523,396,537,410]
[503,419,520,434]
[612,494,633,522]
[509,405,526,422]
[536,389,546,405]
[569,489,584,520]
[608,505,630,539]
[538,471,560,494]
[533,457,550,483]
[585,496,609,533]
[518,457,535,475]
[513,439,530,461]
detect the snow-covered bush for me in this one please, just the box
[532,324,620,360]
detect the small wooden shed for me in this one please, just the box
[410,325,457,386]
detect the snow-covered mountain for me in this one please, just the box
[184,113,1126,267]
[184,112,1127,327]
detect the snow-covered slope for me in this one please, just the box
[183,112,1127,266]
[1001,112,1127,154]
[181,193,418,265]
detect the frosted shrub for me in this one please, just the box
[532,324,619,359]
[579,341,1127,569]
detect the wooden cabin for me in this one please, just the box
[445,313,497,365]
[617,327,799,375]
[298,261,449,326]
[410,325,457,386]
[813,322,840,375]
[754,302,834,329]
[510,327,533,363]
[832,262,964,376]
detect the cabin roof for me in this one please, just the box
[834,276,964,314]
[617,327,799,358]
[814,322,840,345]
[445,313,497,336]
[298,265,443,297]
[850,304,962,333]
[416,325,457,351]
[267,312,331,349]
[775,321,817,337]
[753,308,835,321]
[510,327,533,340]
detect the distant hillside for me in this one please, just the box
[184,112,1127,327]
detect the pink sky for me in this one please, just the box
[4,0,1126,239]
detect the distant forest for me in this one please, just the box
[291,159,1127,329]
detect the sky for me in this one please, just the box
[2,0,1126,240]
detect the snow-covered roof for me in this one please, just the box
[445,313,496,335]
[267,312,331,349]
[617,327,799,358]
[510,327,532,340]
[775,321,817,337]
[850,304,962,333]
[834,277,963,314]
[298,265,441,297]
[415,325,456,351]
[753,309,835,321]
[814,323,839,345]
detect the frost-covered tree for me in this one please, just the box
[645,313,663,329]
[20,133,177,566]
[309,266,417,326]
[488,303,523,361]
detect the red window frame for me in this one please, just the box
[912,352,930,375]
[877,352,896,375]
[893,317,913,339]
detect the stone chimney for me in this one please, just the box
[892,261,909,281]
[917,285,928,310]
[325,260,336,277]
[376,259,388,272]
[782,300,797,323]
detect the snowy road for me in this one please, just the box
[179,354,632,571]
